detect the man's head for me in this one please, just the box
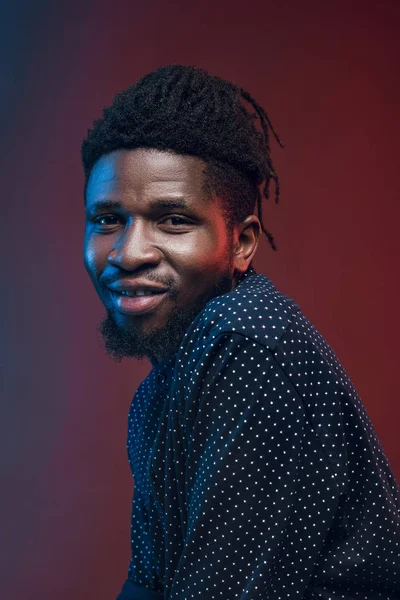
[82,65,282,363]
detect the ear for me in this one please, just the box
[232,215,261,274]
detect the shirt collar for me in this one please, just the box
[149,265,258,375]
[150,350,177,375]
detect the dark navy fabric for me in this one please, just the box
[116,579,163,600]
[116,266,400,599]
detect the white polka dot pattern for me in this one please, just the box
[116,267,400,600]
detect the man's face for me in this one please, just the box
[83,148,237,363]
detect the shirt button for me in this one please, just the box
[157,373,166,385]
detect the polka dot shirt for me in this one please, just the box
[116,266,400,600]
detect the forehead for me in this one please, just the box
[86,148,210,203]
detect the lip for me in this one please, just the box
[108,279,169,294]
[110,290,167,315]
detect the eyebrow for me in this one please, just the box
[86,198,190,215]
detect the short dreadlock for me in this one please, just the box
[81,64,283,251]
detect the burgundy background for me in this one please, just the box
[2,1,399,598]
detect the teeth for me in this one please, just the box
[120,290,157,297]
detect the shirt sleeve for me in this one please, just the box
[116,578,163,600]
[115,487,164,600]
[169,332,345,599]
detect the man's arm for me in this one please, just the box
[115,487,163,600]
[169,332,344,599]
[116,578,163,600]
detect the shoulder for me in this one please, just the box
[172,271,351,490]
[176,266,301,374]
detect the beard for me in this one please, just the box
[97,265,236,364]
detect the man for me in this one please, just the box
[82,65,400,599]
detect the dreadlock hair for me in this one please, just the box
[81,64,284,252]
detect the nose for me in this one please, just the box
[107,219,162,269]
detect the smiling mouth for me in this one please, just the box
[110,290,167,315]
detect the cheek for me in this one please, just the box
[169,236,230,291]
[83,236,106,281]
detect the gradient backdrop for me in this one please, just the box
[2,1,399,598]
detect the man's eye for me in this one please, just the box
[93,215,120,226]
[162,216,191,226]
[91,215,191,228]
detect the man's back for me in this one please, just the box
[119,266,400,599]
